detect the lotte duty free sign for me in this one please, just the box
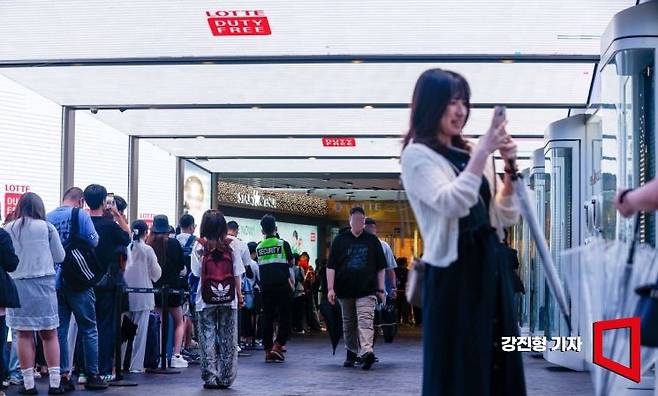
[206,10,272,36]
[322,137,356,147]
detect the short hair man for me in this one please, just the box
[255,214,294,363]
[47,187,107,390]
[364,218,398,299]
[84,184,131,380]
[327,207,386,370]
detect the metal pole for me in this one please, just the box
[128,136,139,223]
[211,172,218,210]
[175,157,184,222]
[60,107,75,198]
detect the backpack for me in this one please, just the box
[200,238,235,304]
[61,208,103,291]
[242,276,255,310]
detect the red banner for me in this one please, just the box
[322,137,356,147]
[4,184,30,219]
[206,10,271,36]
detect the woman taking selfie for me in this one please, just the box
[400,69,526,395]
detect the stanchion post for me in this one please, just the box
[160,286,169,370]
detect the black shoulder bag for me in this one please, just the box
[61,208,104,291]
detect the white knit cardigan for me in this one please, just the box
[400,142,520,268]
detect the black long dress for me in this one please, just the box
[421,146,526,396]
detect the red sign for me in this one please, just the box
[310,232,316,242]
[322,137,356,147]
[593,317,641,383]
[139,213,155,229]
[206,10,271,36]
[4,184,30,219]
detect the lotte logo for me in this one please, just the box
[593,317,641,382]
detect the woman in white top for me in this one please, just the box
[191,209,244,389]
[122,220,161,373]
[400,69,525,396]
[4,192,66,394]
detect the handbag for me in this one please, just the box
[405,258,425,308]
[0,267,20,308]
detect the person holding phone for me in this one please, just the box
[400,69,525,395]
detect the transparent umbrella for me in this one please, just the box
[562,224,658,396]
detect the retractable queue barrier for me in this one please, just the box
[114,286,190,381]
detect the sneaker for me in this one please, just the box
[18,385,38,395]
[60,377,75,393]
[1,380,9,388]
[271,343,285,361]
[48,386,65,395]
[84,375,108,390]
[343,350,358,367]
[10,377,23,386]
[100,375,114,383]
[76,374,86,385]
[265,351,284,363]
[170,354,189,368]
[128,370,143,374]
[361,352,376,370]
[33,372,42,380]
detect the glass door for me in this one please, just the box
[529,169,548,335]
[544,142,580,340]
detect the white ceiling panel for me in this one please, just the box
[92,108,564,137]
[0,63,592,106]
[0,1,631,60]
[195,158,401,173]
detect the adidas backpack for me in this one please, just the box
[200,239,235,304]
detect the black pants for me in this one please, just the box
[0,315,6,382]
[262,290,292,351]
[292,296,306,331]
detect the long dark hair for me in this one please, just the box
[402,69,471,152]
[147,231,169,267]
[10,192,47,238]
[199,209,230,254]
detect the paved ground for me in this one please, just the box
[2,327,594,396]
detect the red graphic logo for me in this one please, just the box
[206,10,271,36]
[4,184,30,219]
[592,317,641,383]
[322,137,356,147]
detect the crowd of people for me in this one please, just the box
[0,180,415,393]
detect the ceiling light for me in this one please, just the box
[501,59,514,64]
[351,60,363,64]
[251,106,260,110]
[196,136,205,139]
[322,178,330,182]
[308,157,317,160]
[363,105,374,109]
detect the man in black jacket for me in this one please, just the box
[327,207,386,370]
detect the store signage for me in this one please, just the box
[236,190,277,209]
[4,184,30,219]
[206,10,272,36]
[322,137,356,147]
[139,213,155,228]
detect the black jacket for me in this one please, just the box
[0,228,19,273]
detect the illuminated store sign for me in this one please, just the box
[218,181,327,217]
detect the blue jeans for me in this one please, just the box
[94,289,116,376]
[57,284,99,376]
[8,328,20,381]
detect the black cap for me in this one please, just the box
[152,214,170,233]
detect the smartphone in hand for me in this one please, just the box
[493,105,507,127]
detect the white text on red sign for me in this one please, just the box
[322,137,356,147]
[206,10,271,36]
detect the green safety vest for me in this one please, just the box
[256,237,288,265]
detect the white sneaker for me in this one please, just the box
[170,354,189,368]
[128,369,143,374]
[77,374,87,384]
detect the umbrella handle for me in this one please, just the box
[626,214,642,265]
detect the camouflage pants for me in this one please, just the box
[198,306,238,387]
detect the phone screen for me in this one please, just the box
[106,193,115,209]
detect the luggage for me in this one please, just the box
[144,312,161,369]
[375,297,398,343]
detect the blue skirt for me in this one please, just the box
[6,275,59,331]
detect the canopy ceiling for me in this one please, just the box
[0,0,634,198]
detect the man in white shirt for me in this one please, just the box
[365,218,397,299]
